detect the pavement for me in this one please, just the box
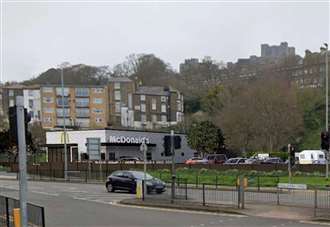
[1,179,330,226]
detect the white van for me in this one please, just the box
[298,150,326,164]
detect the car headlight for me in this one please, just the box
[146,181,153,186]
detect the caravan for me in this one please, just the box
[298,150,326,164]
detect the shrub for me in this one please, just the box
[199,168,209,174]
[224,169,239,176]
[294,171,303,176]
[248,170,259,176]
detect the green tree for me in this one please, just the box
[187,120,225,157]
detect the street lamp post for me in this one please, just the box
[322,43,329,179]
[59,62,70,181]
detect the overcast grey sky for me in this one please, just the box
[1,1,329,82]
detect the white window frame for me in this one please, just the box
[161,115,167,122]
[115,90,121,101]
[161,103,167,113]
[115,102,121,113]
[151,98,157,110]
[93,98,103,104]
[141,103,146,112]
[140,95,146,101]
[114,82,121,89]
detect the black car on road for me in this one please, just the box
[106,170,166,194]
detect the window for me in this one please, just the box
[75,118,90,127]
[161,96,166,102]
[43,117,52,123]
[56,118,70,126]
[93,98,103,104]
[141,103,146,112]
[141,114,146,122]
[43,97,54,104]
[28,100,33,108]
[92,108,103,114]
[43,107,54,113]
[140,95,146,101]
[9,100,14,107]
[115,90,121,100]
[76,98,89,107]
[114,82,121,89]
[42,87,53,93]
[115,102,121,113]
[161,115,167,122]
[161,104,167,113]
[56,87,69,96]
[152,114,157,123]
[151,98,157,110]
[56,97,69,106]
[177,102,181,111]
[76,108,89,118]
[9,90,14,97]
[75,88,89,97]
[93,88,104,93]
[128,94,132,109]
[56,108,70,117]
[134,105,140,111]
[95,117,103,123]
[319,154,325,159]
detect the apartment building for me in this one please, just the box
[40,85,108,129]
[108,77,135,128]
[132,86,184,130]
[23,85,41,122]
[1,84,25,120]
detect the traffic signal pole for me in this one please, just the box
[16,96,28,227]
[171,130,175,203]
[288,144,292,184]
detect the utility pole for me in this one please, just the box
[171,130,175,203]
[322,43,329,179]
[60,64,68,181]
[288,144,292,184]
[140,141,148,196]
[16,96,28,227]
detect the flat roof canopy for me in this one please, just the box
[101,142,156,147]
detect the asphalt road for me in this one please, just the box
[0,180,327,227]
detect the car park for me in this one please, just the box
[204,154,227,164]
[185,157,206,164]
[244,158,260,164]
[106,170,166,194]
[224,158,246,165]
[261,157,283,164]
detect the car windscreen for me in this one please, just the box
[131,172,153,180]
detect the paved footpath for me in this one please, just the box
[0,180,328,227]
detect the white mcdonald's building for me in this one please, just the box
[45,129,195,163]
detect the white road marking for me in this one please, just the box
[300,220,330,226]
[112,202,247,218]
[31,191,59,197]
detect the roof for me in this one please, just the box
[108,77,132,82]
[135,86,170,96]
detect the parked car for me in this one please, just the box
[261,157,283,164]
[185,157,207,164]
[106,170,166,194]
[204,154,227,164]
[118,156,141,163]
[224,158,246,165]
[244,158,261,164]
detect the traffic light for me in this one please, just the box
[289,145,295,166]
[174,136,181,149]
[321,131,330,151]
[8,106,30,145]
[163,135,171,156]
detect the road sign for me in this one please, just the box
[86,138,101,161]
[277,183,307,190]
[140,142,148,152]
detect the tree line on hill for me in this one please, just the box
[2,52,325,158]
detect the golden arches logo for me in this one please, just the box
[60,132,70,143]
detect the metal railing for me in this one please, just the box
[0,195,45,227]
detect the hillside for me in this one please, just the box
[22,64,112,85]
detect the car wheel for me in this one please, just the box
[107,183,114,192]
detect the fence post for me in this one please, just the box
[5,197,10,227]
[314,189,318,217]
[185,179,188,200]
[215,176,218,189]
[42,207,46,227]
[195,174,198,188]
[142,180,145,201]
[257,176,260,192]
[202,184,205,206]
[237,177,240,209]
[277,187,280,205]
